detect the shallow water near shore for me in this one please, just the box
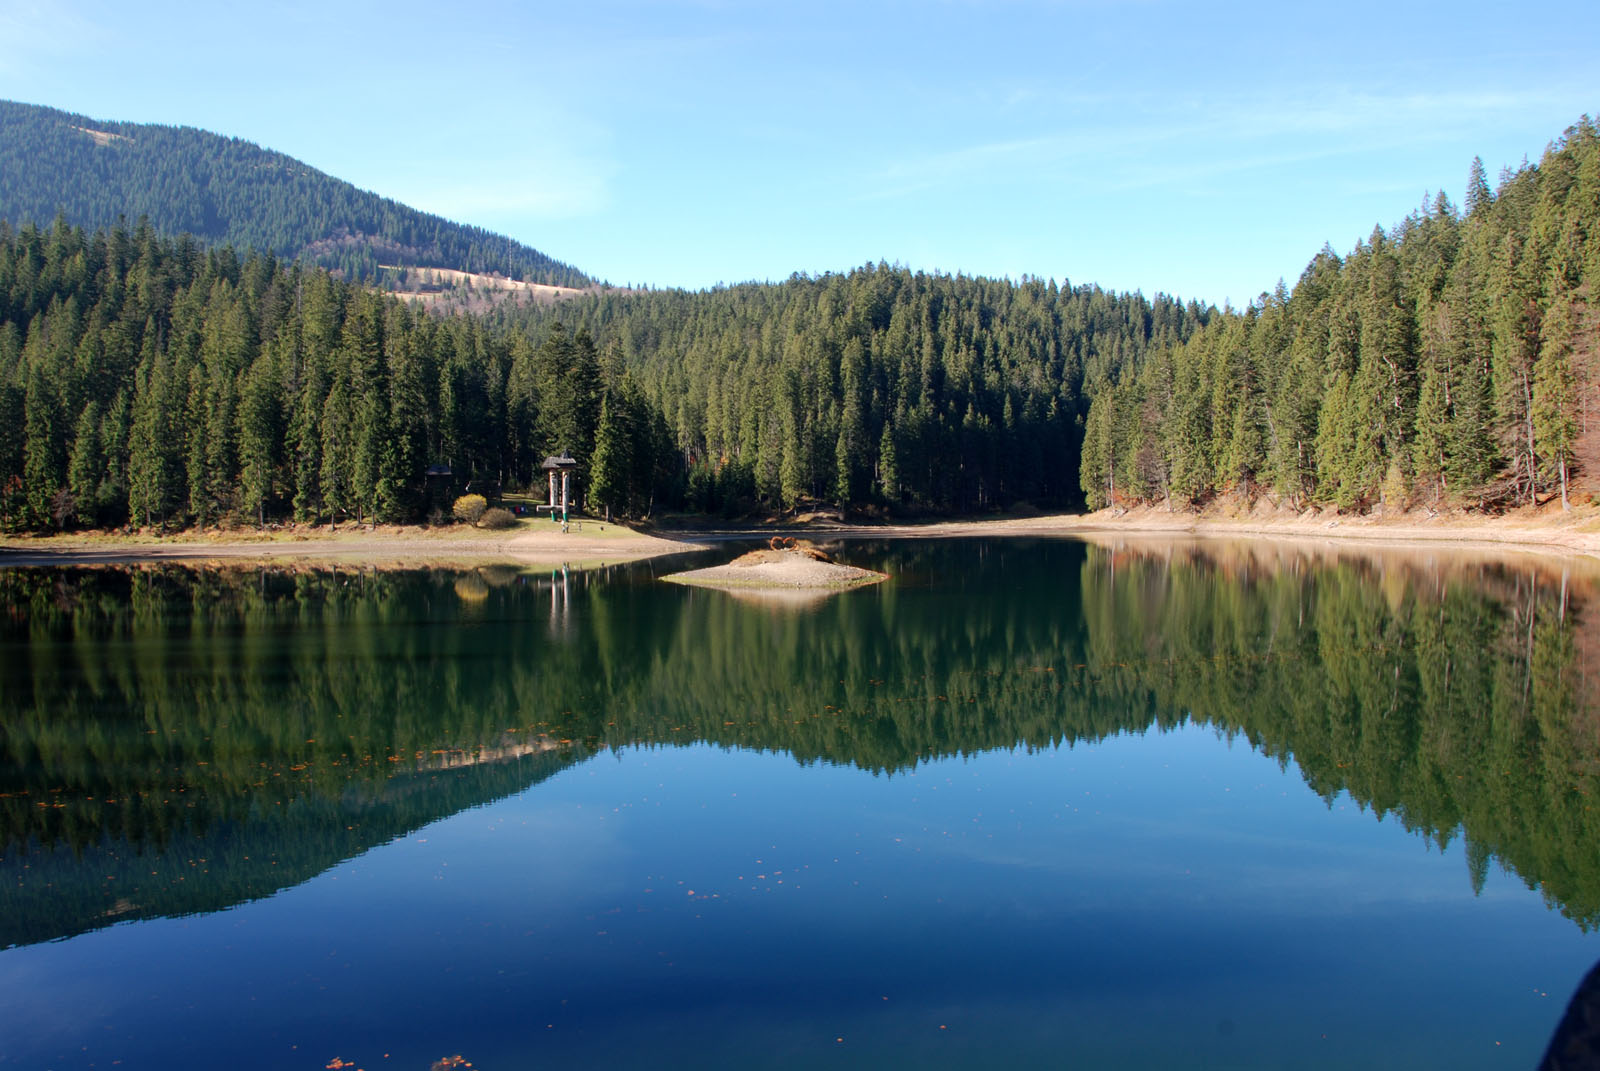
[2,538,1598,1069]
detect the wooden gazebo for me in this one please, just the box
[541,452,579,525]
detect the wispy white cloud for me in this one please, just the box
[1199,86,1567,141]
[855,84,1572,204]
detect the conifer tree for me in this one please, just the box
[779,405,807,509]
[833,428,852,508]
[66,400,102,526]
[1411,356,1448,502]
[877,422,899,507]
[127,348,178,527]
[383,303,428,519]
[184,363,210,526]
[1490,232,1540,503]
[343,295,391,522]
[290,356,326,522]
[1166,340,1212,504]
[1533,292,1579,509]
[22,359,63,526]
[588,392,630,519]
[1316,373,1359,508]
[1465,156,1493,217]
[319,380,351,526]
[238,361,279,527]
[1079,389,1115,509]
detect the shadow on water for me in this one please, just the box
[1543,957,1600,1070]
[4,536,1600,950]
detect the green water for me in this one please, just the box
[1,537,1596,1068]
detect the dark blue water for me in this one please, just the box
[1,538,1595,1069]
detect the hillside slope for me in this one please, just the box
[1075,116,1600,515]
[0,99,591,288]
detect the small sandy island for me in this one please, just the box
[662,544,887,596]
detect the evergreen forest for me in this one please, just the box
[496,269,1207,513]
[1079,119,1600,513]
[0,100,590,288]
[1,107,1597,530]
[0,217,1205,530]
[0,219,672,530]
[479,114,1600,519]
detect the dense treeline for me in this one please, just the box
[1080,118,1600,512]
[4,541,1599,940]
[1,221,1208,527]
[495,266,1209,513]
[0,100,590,288]
[8,100,1600,523]
[0,218,673,530]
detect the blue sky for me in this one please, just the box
[1,0,1593,306]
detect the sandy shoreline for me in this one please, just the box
[6,503,1600,567]
[718,505,1600,560]
[0,523,709,568]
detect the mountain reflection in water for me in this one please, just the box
[3,537,1599,951]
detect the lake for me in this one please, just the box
[2,536,1597,1069]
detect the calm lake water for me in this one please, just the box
[2,537,1598,1069]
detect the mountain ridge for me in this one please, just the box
[0,99,592,289]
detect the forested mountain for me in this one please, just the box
[1079,117,1600,513]
[3,102,1597,528]
[0,219,671,531]
[0,100,590,288]
[495,269,1208,513]
[487,115,1600,520]
[0,216,1205,531]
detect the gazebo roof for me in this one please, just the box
[541,453,579,470]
